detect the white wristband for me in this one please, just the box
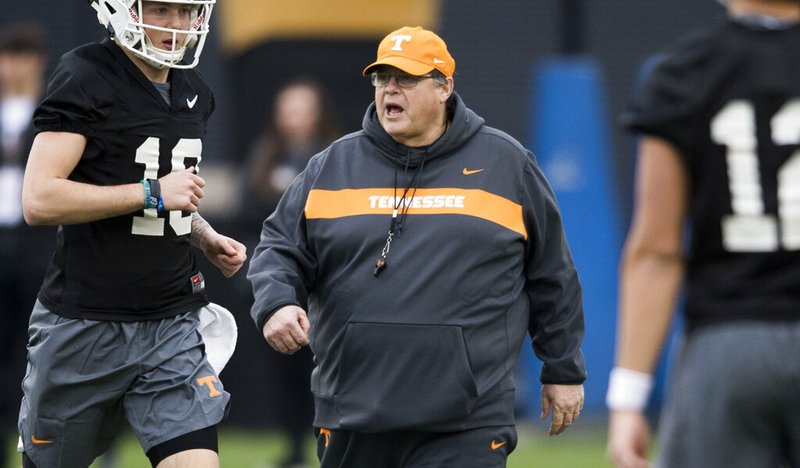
[606,367,654,411]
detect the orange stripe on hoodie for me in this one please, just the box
[305,188,527,239]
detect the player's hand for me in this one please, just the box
[607,409,652,468]
[202,233,247,277]
[263,305,310,355]
[541,383,584,436]
[159,167,205,212]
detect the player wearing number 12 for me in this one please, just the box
[17,1,247,467]
[606,0,800,467]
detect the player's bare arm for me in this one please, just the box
[608,136,687,468]
[23,131,143,225]
[616,136,686,376]
[608,410,652,468]
[23,132,206,226]
[190,212,247,277]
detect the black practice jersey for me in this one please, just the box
[622,18,800,330]
[34,38,214,321]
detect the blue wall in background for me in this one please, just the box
[524,58,623,415]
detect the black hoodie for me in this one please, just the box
[248,93,586,432]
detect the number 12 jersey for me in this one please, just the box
[622,18,800,330]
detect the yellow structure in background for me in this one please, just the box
[217,0,441,53]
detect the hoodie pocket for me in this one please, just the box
[335,322,478,431]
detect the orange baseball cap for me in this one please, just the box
[363,26,456,78]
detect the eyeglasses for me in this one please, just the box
[369,71,435,88]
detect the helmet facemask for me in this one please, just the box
[89,0,214,69]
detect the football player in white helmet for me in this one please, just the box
[89,0,214,69]
[17,0,245,467]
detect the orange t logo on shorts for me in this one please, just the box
[196,375,222,397]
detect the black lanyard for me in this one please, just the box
[374,154,427,277]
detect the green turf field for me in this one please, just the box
[5,420,615,468]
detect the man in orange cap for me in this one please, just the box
[249,26,586,467]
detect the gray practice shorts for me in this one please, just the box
[18,300,230,467]
[656,321,800,468]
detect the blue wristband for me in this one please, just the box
[146,179,164,212]
[141,179,158,209]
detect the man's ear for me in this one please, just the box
[440,77,454,103]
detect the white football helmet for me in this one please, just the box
[88,0,215,69]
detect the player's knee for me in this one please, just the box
[146,425,218,468]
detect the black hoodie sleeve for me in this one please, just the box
[247,154,322,331]
[522,153,587,385]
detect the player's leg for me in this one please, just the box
[156,449,219,468]
[126,310,230,468]
[146,425,219,468]
[778,322,800,467]
[17,301,132,467]
[657,323,788,468]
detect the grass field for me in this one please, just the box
[5,419,614,468]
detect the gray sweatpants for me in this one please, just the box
[657,321,800,468]
[316,425,517,468]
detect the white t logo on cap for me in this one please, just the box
[389,35,413,51]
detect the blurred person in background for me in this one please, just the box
[238,78,341,468]
[607,0,800,467]
[0,21,52,468]
[239,77,341,230]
